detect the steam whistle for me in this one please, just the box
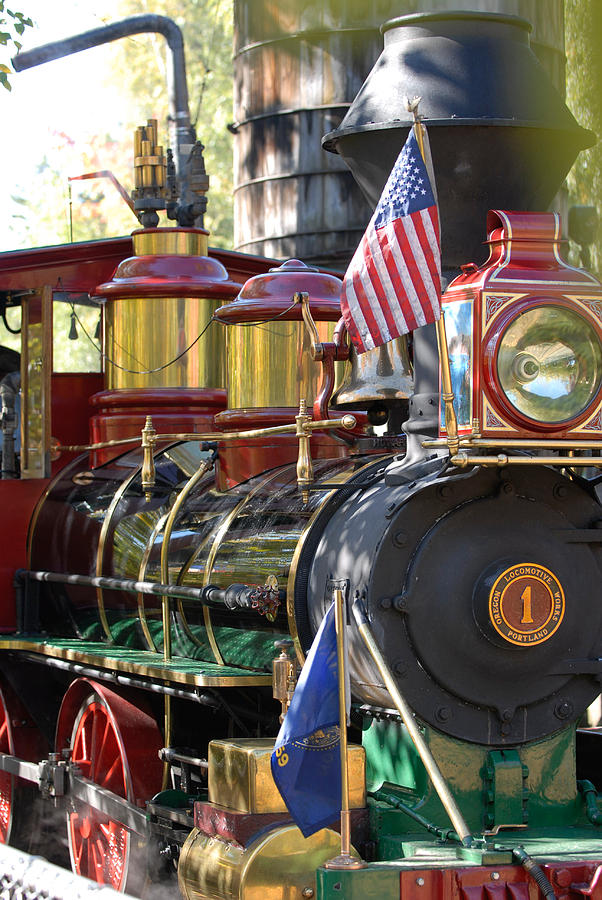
[132,120,168,228]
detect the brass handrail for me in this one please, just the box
[424,437,602,450]
[55,414,357,455]
[452,454,602,468]
[352,597,473,847]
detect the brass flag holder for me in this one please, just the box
[324,586,365,869]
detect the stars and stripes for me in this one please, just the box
[341,127,442,354]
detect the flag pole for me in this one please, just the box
[324,587,365,869]
[406,97,459,457]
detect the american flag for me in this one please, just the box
[341,127,441,353]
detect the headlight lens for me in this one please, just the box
[496,306,602,424]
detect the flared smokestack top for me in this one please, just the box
[323,10,594,277]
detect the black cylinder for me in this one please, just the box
[323,11,594,276]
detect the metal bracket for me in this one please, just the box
[326,579,351,622]
[0,751,148,833]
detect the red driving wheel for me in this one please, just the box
[0,687,15,844]
[0,681,47,849]
[57,680,163,894]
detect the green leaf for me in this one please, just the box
[0,62,10,72]
[14,21,23,33]
[0,71,11,91]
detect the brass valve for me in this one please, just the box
[295,400,356,502]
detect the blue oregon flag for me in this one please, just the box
[271,603,342,837]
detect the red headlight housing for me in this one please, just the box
[441,210,602,440]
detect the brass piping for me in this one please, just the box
[409,109,458,456]
[201,468,286,665]
[136,512,169,653]
[141,416,158,500]
[406,105,458,456]
[160,455,216,662]
[56,416,357,456]
[158,452,215,792]
[297,291,323,360]
[296,400,313,502]
[175,512,226,650]
[324,588,365,870]
[436,315,460,457]
[95,466,143,642]
[424,437,602,450]
[452,454,602,468]
[352,597,472,846]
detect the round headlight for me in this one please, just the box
[496,306,602,425]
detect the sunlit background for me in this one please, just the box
[0,0,234,251]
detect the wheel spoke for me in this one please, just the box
[103,756,124,795]
[0,692,13,844]
[94,715,112,782]
[67,695,132,891]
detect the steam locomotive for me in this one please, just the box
[1,8,602,900]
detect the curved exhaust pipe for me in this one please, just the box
[12,15,196,203]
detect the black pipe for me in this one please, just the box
[368,789,461,844]
[578,780,602,825]
[511,847,556,900]
[11,16,194,191]
[16,651,221,705]
[16,569,285,613]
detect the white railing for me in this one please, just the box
[0,842,138,900]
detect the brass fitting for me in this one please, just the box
[141,415,157,501]
[295,399,313,503]
[132,119,168,227]
[272,640,297,722]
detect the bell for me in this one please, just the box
[331,336,414,410]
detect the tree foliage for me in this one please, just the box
[111,0,234,247]
[7,1,234,250]
[9,130,138,247]
[0,1,32,90]
[565,0,602,272]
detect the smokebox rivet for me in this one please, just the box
[436,706,451,723]
[380,597,392,610]
[554,869,572,888]
[554,700,573,720]
[393,531,407,547]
